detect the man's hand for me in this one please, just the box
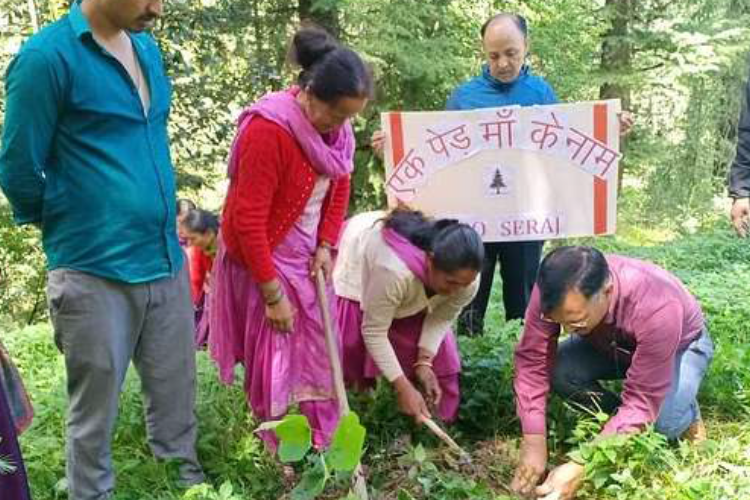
[511,434,548,498]
[618,111,634,137]
[730,197,750,237]
[371,130,385,160]
[535,461,585,500]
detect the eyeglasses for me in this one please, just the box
[540,291,606,331]
[540,313,589,331]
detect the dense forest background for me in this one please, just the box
[4,3,750,499]
[1,0,750,325]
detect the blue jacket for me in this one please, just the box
[0,1,182,283]
[446,64,558,110]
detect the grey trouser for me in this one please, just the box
[48,266,201,500]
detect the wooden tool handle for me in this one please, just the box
[314,270,369,499]
[315,270,350,415]
[423,417,469,457]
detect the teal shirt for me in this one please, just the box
[0,1,182,283]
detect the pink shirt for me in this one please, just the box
[514,255,705,436]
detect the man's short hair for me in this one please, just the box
[480,13,528,39]
[537,246,610,314]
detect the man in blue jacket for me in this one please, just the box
[373,14,558,333]
[0,0,203,498]
[446,14,559,334]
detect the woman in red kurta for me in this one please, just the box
[179,208,219,347]
[209,26,373,449]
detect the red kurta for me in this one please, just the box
[221,117,350,283]
[189,247,214,303]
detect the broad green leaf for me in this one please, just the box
[593,470,609,490]
[326,412,366,471]
[218,480,233,497]
[257,415,312,463]
[291,454,328,500]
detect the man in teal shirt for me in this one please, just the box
[0,0,203,497]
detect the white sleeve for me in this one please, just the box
[361,265,409,381]
[419,277,479,354]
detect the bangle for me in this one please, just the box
[413,359,433,369]
[262,284,280,301]
[265,287,284,306]
[319,241,332,250]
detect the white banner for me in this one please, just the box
[382,100,621,242]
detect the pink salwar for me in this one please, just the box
[208,181,341,449]
[335,296,462,423]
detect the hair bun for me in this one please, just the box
[291,26,339,71]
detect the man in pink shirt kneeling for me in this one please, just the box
[511,246,713,500]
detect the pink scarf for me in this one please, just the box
[227,87,355,180]
[381,227,428,283]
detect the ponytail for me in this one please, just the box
[383,208,484,272]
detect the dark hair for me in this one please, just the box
[180,209,219,235]
[290,26,374,103]
[537,246,610,314]
[480,13,528,39]
[383,208,484,273]
[176,198,196,216]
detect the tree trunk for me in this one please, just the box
[298,0,340,38]
[599,0,634,192]
[600,0,633,108]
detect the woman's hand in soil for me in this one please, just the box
[393,375,431,424]
[414,364,442,408]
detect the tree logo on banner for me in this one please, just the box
[484,165,512,197]
[490,168,507,194]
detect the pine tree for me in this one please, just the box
[490,168,506,194]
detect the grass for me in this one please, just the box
[5,214,750,499]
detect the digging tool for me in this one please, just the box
[315,270,369,500]
[422,417,473,466]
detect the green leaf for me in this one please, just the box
[603,446,618,464]
[326,412,366,472]
[593,470,609,490]
[291,454,329,500]
[218,481,233,497]
[413,444,427,464]
[257,415,312,463]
